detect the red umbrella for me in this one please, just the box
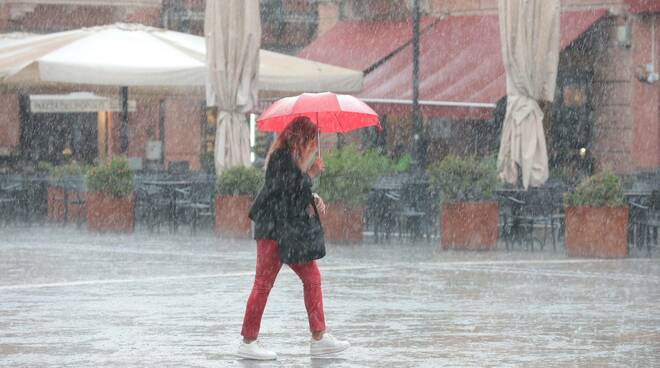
[256,92,381,133]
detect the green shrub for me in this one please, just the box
[49,161,89,186]
[86,157,134,197]
[392,153,411,173]
[563,170,625,207]
[428,155,499,203]
[549,166,586,187]
[216,166,264,197]
[200,152,215,175]
[318,145,393,208]
[36,161,55,173]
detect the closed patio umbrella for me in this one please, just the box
[497,0,560,189]
[205,0,260,175]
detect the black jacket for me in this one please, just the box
[248,149,313,240]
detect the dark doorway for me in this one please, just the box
[22,110,98,165]
[550,71,594,177]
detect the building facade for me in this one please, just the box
[302,0,660,177]
[1,0,658,177]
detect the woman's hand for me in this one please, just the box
[307,158,324,178]
[312,192,326,214]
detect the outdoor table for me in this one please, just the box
[369,174,433,241]
[142,180,192,233]
[625,191,652,200]
[626,190,654,248]
[0,181,33,225]
[495,189,525,250]
[369,175,408,242]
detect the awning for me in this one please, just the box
[625,0,660,13]
[358,10,607,119]
[297,17,437,72]
[29,92,137,113]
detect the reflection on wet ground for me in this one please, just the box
[1,226,659,367]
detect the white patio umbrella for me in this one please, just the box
[0,23,363,92]
[205,0,259,175]
[497,0,560,189]
[0,23,363,160]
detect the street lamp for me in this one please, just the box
[411,0,422,175]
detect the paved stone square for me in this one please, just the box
[1,225,659,367]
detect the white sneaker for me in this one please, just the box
[237,340,277,360]
[310,333,350,356]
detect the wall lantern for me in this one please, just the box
[617,23,632,48]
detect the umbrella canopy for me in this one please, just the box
[0,23,363,93]
[205,0,259,174]
[257,92,380,133]
[497,0,559,189]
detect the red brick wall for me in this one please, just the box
[631,15,660,169]
[128,97,160,160]
[164,96,203,171]
[590,14,660,174]
[3,3,160,33]
[591,17,635,174]
[0,94,20,156]
[0,3,9,32]
[11,5,116,32]
[125,7,161,27]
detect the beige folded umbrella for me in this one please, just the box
[205,0,260,175]
[497,0,560,189]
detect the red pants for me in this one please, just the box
[241,239,326,339]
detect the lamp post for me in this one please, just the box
[119,86,129,154]
[411,0,422,175]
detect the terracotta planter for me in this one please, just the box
[215,195,253,238]
[47,186,87,223]
[440,202,499,250]
[320,202,363,244]
[47,186,65,222]
[86,192,134,233]
[565,206,628,258]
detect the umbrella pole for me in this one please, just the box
[316,112,321,160]
[119,86,129,154]
[316,112,321,188]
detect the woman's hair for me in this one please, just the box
[266,116,318,167]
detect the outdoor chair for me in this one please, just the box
[51,180,87,228]
[175,182,215,234]
[368,173,436,242]
[368,174,406,242]
[0,183,19,226]
[134,184,170,232]
[396,178,435,242]
[500,188,563,251]
[366,190,401,242]
[23,179,48,225]
[167,161,190,176]
[629,190,660,256]
[366,189,400,242]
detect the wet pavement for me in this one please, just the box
[1,225,659,367]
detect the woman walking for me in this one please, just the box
[237,117,350,360]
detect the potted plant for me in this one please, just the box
[45,161,88,223]
[563,170,627,258]
[318,145,392,243]
[215,166,264,238]
[429,155,499,250]
[85,157,135,233]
